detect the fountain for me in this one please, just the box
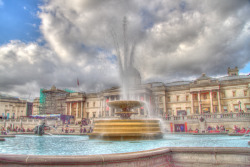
[88,17,163,140]
[34,122,46,136]
[89,100,163,140]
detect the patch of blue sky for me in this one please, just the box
[97,47,117,64]
[0,0,43,45]
[240,62,250,74]
[140,9,154,30]
[179,1,187,12]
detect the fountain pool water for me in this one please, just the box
[0,134,249,155]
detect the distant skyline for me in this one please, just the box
[0,0,250,100]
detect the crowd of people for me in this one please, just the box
[206,125,226,133]
[233,125,249,134]
[1,125,34,134]
[61,125,93,134]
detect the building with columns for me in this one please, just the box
[30,67,250,122]
[165,68,250,116]
[1,67,248,125]
[66,92,86,122]
[0,94,32,119]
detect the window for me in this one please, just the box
[221,92,225,98]
[186,95,189,101]
[213,93,217,99]
[159,96,162,102]
[203,94,207,100]
[223,106,228,113]
[167,108,172,115]
[232,91,236,97]
[212,106,217,113]
[177,96,179,102]
[93,112,96,118]
[194,94,198,100]
[87,102,89,108]
[194,107,199,114]
[176,108,181,115]
[234,105,239,112]
[244,90,247,96]
[93,102,95,107]
[167,96,170,102]
[245,105,250,112]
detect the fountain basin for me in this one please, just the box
[88,119,163,140]
[0,147,249,166]
[108,100,144,111]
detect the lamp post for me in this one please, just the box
[4,109,7,128]
[238,101,241,112]
[200,100,203,115]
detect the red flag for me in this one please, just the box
[77,78,79,86]
[106,99,109,111]
[140,96,144,109]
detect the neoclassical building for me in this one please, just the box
[7,67,248,122]
[0,94,33,119]
[84,67,249,120]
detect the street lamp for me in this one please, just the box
[200,100,203,115]
[238,101,241,112]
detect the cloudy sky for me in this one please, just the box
[0,0,250,99]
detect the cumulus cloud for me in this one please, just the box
[0,40,118,98]
[0,0,250,98]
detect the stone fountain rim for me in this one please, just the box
[0,147,249,166]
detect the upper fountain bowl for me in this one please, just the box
[108,100,144,111]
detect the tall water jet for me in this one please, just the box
[112,16,140,100]
[88,17,163,140]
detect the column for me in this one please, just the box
[69,102,72,116]
[108,97,111,117]
[198,91,201,114]
[144,94,146,116]
[76,102,79,118]
[217,91,222,113]
[191,93,194,114]
[102,99,104,117]
[210,91,214,113]
[66,103,68,115]
[15,107,18,119]
[81,101,83,118]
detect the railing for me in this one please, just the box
[165,112,250,121]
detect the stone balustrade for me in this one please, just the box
[165,112,250,122]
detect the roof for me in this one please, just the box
[196,73,211,81]
[0,94,19,100]
[165,81,191,86]
[218,75,250,81]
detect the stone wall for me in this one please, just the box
[0,147,249,166]
[163,112,250,132]
[0,119,62,130]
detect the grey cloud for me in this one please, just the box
[0,0,250,98]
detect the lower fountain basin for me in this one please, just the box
[88,119,163,140]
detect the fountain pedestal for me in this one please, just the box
[88,100,163,140]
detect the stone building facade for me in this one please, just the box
[0,94,32,119]
[2,67,249,123]
[165,71,250,117]
[33,67,250,122]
